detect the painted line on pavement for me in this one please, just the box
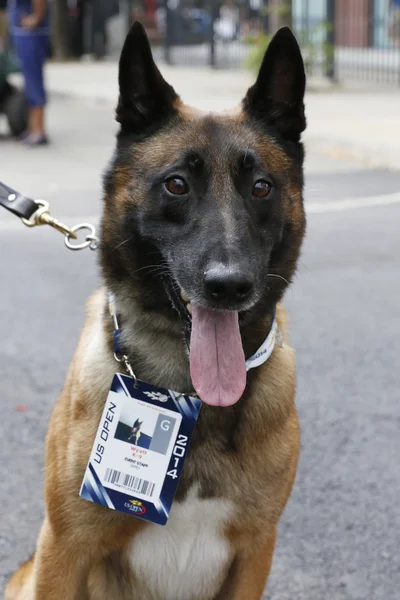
[306,193,400,213]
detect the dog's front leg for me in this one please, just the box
[216,528,277,600]
[32,519,91,600]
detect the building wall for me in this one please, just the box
[335,0,369,47]
[292,0,394,49]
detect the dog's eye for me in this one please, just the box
[165,177,188,196]
[252,180,272,198]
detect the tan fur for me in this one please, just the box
[215,529,278,599]
[6,288,299,600]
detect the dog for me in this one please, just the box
[6,21,306,600]
[128,418,143,445]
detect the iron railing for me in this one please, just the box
[85,0,400,85]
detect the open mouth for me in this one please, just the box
[165,279,192,329]
[166,277,251,327]
[179,290,193,319]
[164,276,247,409]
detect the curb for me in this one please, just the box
[48,89,116,106]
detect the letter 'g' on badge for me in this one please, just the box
[149,414,175,455]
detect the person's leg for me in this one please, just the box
[29,107,45,135]
[27,36,49,143]
[14,34,49,143]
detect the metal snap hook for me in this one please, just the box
[114,352,138,387]
[65,223,98,251]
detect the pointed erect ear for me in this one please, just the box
[116,22,179,134]
[243,28,306,142]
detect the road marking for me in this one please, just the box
[306,193,400,213]
[1,194,400,233]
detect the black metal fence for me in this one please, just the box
[84,0,400,85]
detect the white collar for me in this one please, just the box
[245,317,280,371]
[109,292,280,371]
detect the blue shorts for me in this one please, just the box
[12,34,49,107]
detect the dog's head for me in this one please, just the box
[101,23,306,407]
[132,418,143,432]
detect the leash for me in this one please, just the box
[0,180,98,251]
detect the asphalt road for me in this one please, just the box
[1,97,399,600]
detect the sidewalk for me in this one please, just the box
[43,61,400,171]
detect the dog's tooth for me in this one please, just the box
[187,303,192,314]
[181,290,189,302]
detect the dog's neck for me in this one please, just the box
[109,288,193,393]
[107,287,275,396]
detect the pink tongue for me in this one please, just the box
[189,303,247,407]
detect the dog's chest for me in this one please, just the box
[127,487,234,600]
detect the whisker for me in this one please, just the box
[133,263,169,274]
[135,265,169,275]
[140,268,169,277]
[267,273,290,286]
[298,259,313,275]
[113,236,133,250]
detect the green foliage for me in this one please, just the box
[245,22,334,77]
[296,22,334,76]
[244,34,272,72]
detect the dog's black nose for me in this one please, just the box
[204,264,254,305]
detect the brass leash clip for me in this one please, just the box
[20,200,98,251]
[1,182,98,251]
[21,200,78,239]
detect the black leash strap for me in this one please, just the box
[0,181,39,220]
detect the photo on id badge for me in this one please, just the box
[114,402,176,456]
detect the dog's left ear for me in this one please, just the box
[116,21,179,134]
[243,27,306,142]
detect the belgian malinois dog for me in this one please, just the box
[6,21,306,600]
[128,418,143,445]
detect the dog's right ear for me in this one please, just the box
[116,22,179,134]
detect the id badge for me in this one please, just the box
[80,374,201,525]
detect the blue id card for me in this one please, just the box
[80,374,201,525]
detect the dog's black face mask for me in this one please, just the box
[101,23,306,407]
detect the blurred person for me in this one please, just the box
[8,0,50,145]
[91,0,120,59]
[155,0,166,35]
[214,0,239,42]
[247,0,262,36]
[389,0,400,47]
[91,1,108,59]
